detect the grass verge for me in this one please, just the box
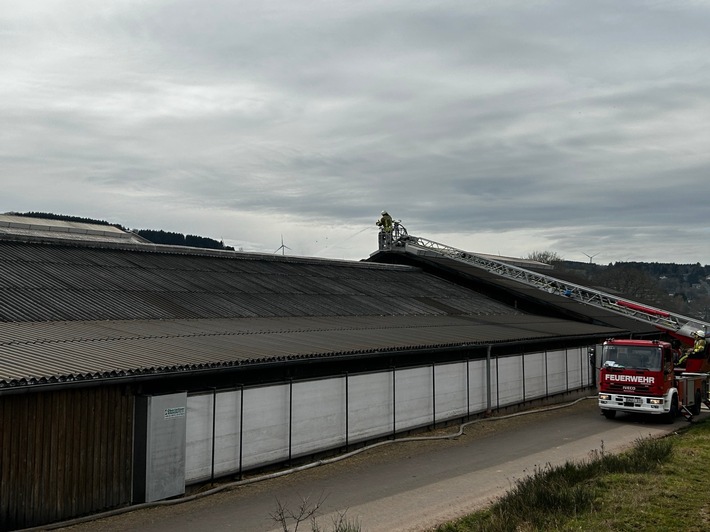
[436,418,710,531]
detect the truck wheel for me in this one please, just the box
[691,390,702,416]
[665,395,678,424]
[602,409,616,420]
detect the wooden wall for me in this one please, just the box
[0,386,134,530]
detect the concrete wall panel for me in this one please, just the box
[185,394,213,483]
[524,352,547,400]
[291,378,346,457]
[348,372,392,443]
[214,390,243,477]
[468,359,490,413]
[435,362,468,420]
[546,350,568,394]
[241,384,290,469]
[496,356,524,407]
[395,366,433,431]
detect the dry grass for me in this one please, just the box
[436,418,710,531]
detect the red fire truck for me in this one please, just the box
[597,338,710,422]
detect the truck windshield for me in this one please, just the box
[601,345,662,371]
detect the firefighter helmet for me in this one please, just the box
[696,330,705,338]
[381,210,388,215]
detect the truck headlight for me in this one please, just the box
[599,393,611,400]
[648,398,663,405]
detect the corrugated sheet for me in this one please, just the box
[0,241,519,323]
[0,213,147,244]
[0,237,625,389]
[0,315,619,387]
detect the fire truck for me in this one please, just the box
[596,337,710,422]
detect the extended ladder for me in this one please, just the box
[397,234,709,337]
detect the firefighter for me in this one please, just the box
[376,211,393,233]
[678,330,706,366]
[376,211,394,250]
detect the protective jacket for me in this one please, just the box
[377,214,393,232]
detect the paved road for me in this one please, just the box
[58,398,688,532]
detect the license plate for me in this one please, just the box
[625,397,642,404]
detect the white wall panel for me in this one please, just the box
[183,345,595,485]
[348,372,392,443]
[291,378,346,457]
[496,356,524,407]
[241,384,290,469]
[394,367,432,431]
[185,394,213,483]
[546,350,568,394]
[213,390,242,477]
[524,352,546,400]
[566,349,583,390]
[135,393,188,502]
[468,359,490,413]
[435,362,467,420]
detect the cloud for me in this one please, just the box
[1,0,709,264]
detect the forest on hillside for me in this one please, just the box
[12,211,234,251]
[553,259,710,322]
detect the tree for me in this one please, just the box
[527,250,563,265]
[594,265,675,309]
[135,229,235,251]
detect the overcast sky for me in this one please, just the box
[2,1,709,265]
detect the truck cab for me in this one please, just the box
[597,338,707,422]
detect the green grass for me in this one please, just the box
[435,419,710,531]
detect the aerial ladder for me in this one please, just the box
[381,226,709,339]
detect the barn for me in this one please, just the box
[0,215,656,530]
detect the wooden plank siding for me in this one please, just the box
[0,386,134,530]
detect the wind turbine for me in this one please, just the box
[274,235,291,256]
[582,252,600,264]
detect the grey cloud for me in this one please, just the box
[2,0,710,264]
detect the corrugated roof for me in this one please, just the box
[0,315,619,388]
[0,235,625,390]
[0,214,149,244]
[0,240,519,323]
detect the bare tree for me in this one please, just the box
[271,494,325,532]
[270,494,360,532]
[526,250,563,265]
[596,265,669,306]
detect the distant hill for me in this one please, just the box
[133,229,234,251]
[12,211,126,230]
[555,260,710,322]
[11,211,235,251]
